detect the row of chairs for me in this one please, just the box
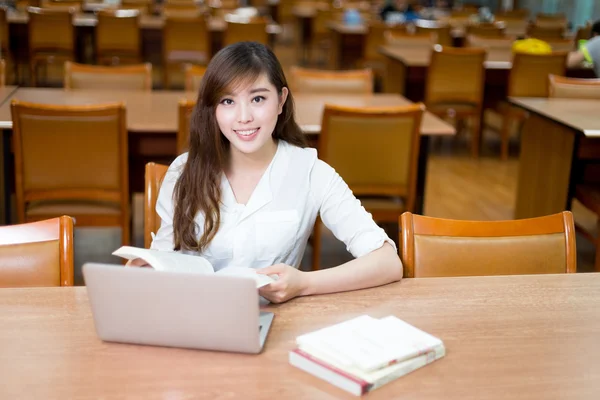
[0,209,576,287]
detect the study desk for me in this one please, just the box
[1,273,599,399]
[0,89,455,222]
[508,97,600,220]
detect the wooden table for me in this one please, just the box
[0,89,454,222]
[509,97,600,219]
[1,273,599,398]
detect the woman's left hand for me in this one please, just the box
[256,264,310,304]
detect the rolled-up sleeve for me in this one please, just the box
[150,154,187,251]
[311,160,396,258]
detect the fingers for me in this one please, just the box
[256,263,287,275]
[126,258,151,267]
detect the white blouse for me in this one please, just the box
[151,140,395,271]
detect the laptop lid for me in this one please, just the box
[83,263,271,354]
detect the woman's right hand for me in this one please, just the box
[126,258,152,268]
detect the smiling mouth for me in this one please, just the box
[234,128,259,136]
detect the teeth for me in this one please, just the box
[236,129,258,136]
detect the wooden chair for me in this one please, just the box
[64,61,152,91]
[535,13,568,29]
[0,59,5,87]
[0,216,74,287]
[425,46,486,157]
[528,25,565,40]
[414,23,453,46]
[163,2,202,17]
[163,16,209,89]
[0,8,14,84]
[224,18,269,47]
[466,35,515,51]
[466,23,506,38]
[121,0,153,14]
[547,74,600,271]
[544,39,576,53]
[184,64,207,92]
[312,103,425,270]
[289,67,373,94]
[360,21,406,74]
[484,51,567,160]
[177,99,195,154]
[385,31,434,47]
[494,15,529,37]
[400,211,577,278]
[40,0,82,11]
[96,9,141,65]
[144,163,169,248]
[496,9,530,19]
[28,7,75,86]
[309,5,334,64]
[11,101,131,246]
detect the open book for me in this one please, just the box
[112,246,276,289]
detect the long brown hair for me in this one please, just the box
[173,42,306,251]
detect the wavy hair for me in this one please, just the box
[173,42,306,251]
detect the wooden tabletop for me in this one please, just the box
[0,273,599,399]
[509,97,600,137]
[0,86,18,106]
[380,44,513,69]
[0,88,455,136]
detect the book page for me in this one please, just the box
[112,246,214,274]
[216,266,276,289]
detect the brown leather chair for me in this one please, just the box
[0,215,74,287]
[224,18,269,47]
[289,67,373,94]
[177,99,195,154]
[425,46,486,157]
[11,100,131,245]
[400,211,577,278]
[163,16,209,89]
[96,9,141,65]
[183,64,207,93]
[144,162,169,248]
[64,61,152,90]
[548,74,600,272]
[312,103,425,270]
[485,51,567,160]
[28,7,75,86]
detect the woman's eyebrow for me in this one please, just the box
[249,88,271,94]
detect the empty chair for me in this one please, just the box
[184,64,207,92]
[289,67,373,94]
[494,15,529,37]
[40,0,82,11]
[28,7,75,86]
[544,39,576,52]
[466,34,515,50]
[414,22,453,46]
[312,103,425,270]
[528,25,565,39]
[0,8,13,84]
[361,21,407,73]
[0,59,5,87]
[224,18,269,47]
[11,101,131,245]
[163,2,201,17]
[0,216,74,287]
[535,13,568,29]
[484,51,567,160]
[163,16,209,89]
[466,23,506,37]
[121,0,153,14]
[400,211,576,278]
[177,99,195,154]
[64,61,152,90]
[96,9,141,65]
[144,163,169,248]
[425,46,486,157]
[547,74,600,271]
[385,31,434,46]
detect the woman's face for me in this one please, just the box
[215,73,288,159]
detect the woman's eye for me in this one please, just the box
[252,96,266,103]
[220,98,234,105]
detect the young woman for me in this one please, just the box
[138,42,403,303]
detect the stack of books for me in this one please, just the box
[289,315,445,396]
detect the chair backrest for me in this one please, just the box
[494,15,528,36]
[319,104,424,211]
[425,45,486,109]
[0,59,5,87]
[96,9,141,64]
[466,23,506,37]
[163,2,201,17]
[385,31,434,47]
[0,216,74,287]
[28,7,74,54]
[509,52,567,97]
[11,100,129,224]
[163,16,209,60]
[414,24,453,46]
[496,9,529,19]
[528,24,565,39]
[144,163,169,248]
[466,34,514,51]
[400,211,577,278]
[121,0,152,14]
[363,22,406,61]
[0,8,9,55]
[40,0,82,11]
[544,39,575,52]
[184,64,206,92]
[64,61,152,90]
[535,13,567,28]
[289,66,373,94]
[224,18,268,47]
[177,99,195,154]
[548,74,600,99]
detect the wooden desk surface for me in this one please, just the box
[380,44,513,69]
[0,86,18,106]
[509,97,600,137]
[0,88,455,136]
[0,273,599,399]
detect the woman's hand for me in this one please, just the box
[125,258,152,268]
[256,264,310,304]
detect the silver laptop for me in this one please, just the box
[82,263,274,354]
